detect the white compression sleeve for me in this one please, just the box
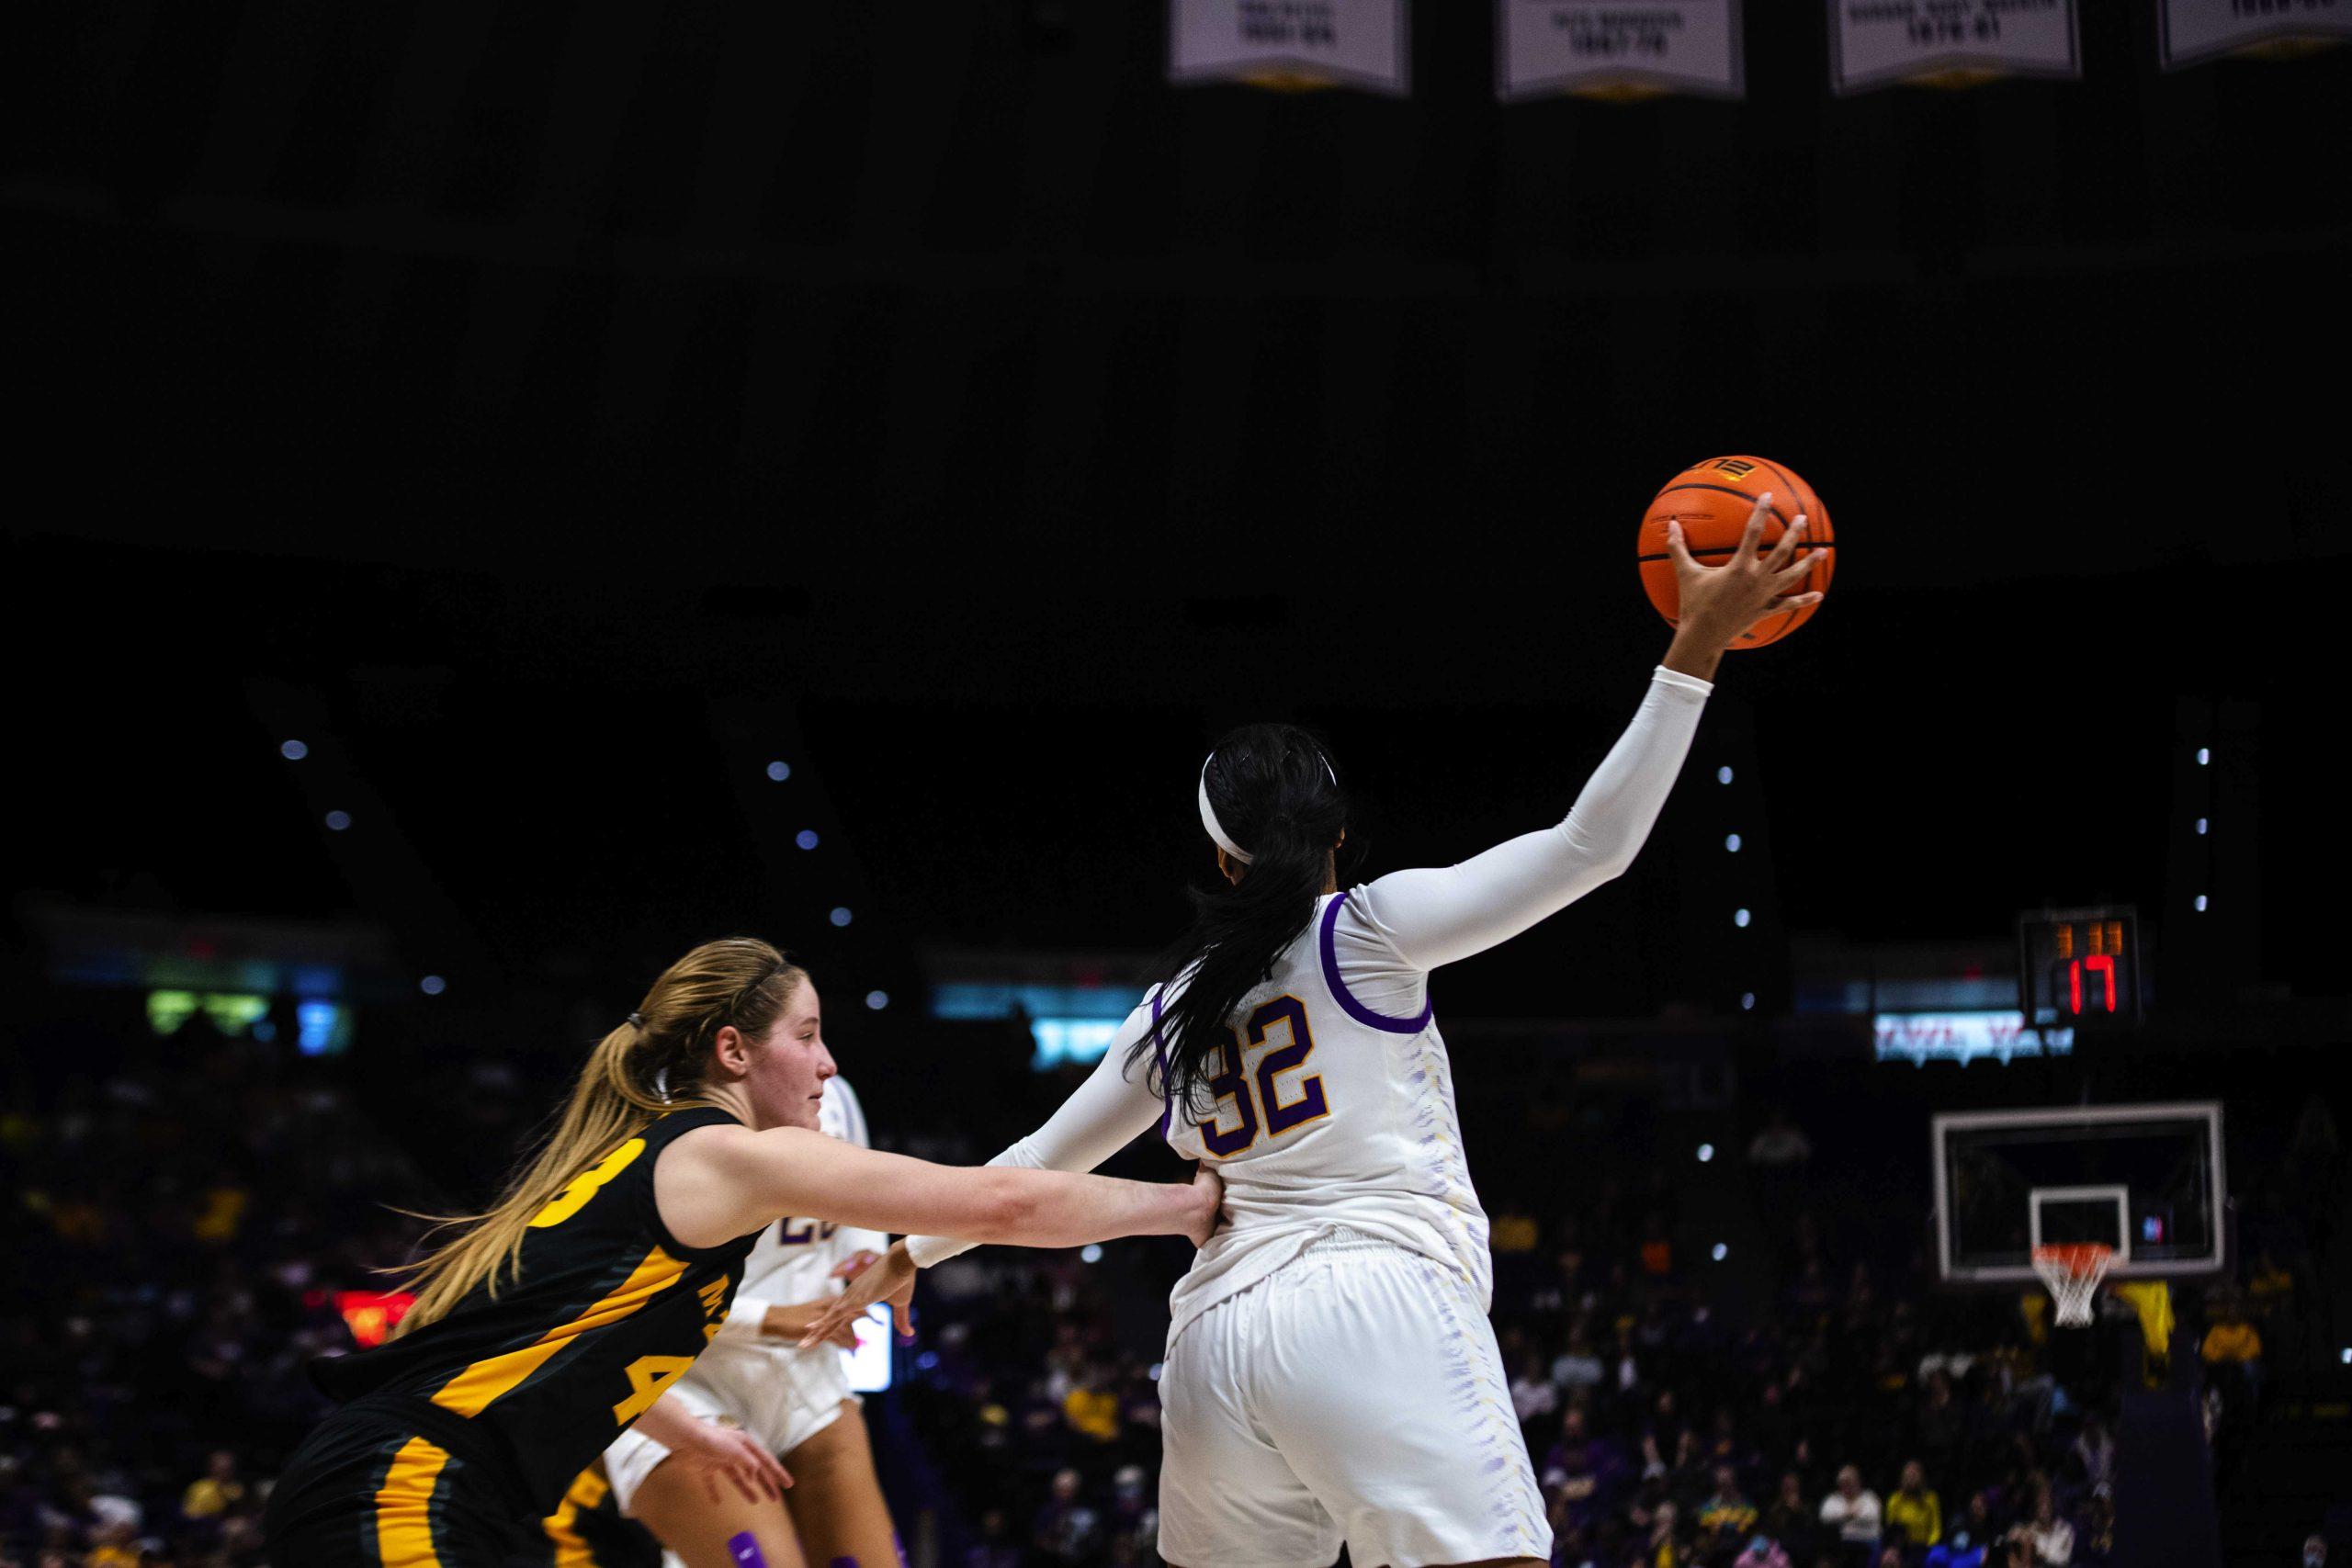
[904,995,1170,1268]
[1351,666,1713,972]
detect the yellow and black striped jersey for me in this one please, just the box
[515,1465,660,1568]
[312,1106,760,1513]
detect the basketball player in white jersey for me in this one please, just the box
[603,1077,905,1568]
[809,499,1817,1566]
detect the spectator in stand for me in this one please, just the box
[2302,1535,2327,1568]
[1031,1467,1102,1565]
[2075,1494,2111,1565]
[1927,1517,1991,1568]
[2200,1296,2265,1416]
[2012,1489,2072,1566]
[1762,1472,1817,1562]
[176,1453,243,1523]
[964,1506,1022,1568]
[1544,1407,1622,1540]
[1885,1460,1943,1552]
[1104,1462,1156,1565]
[1698,1464,1759,1555]
[1512,1350,1560,1441]
[1819,1466,1883,1567]
[1952,1493,1999,1550]
[83,1519,137,1568]
[1554,1325,1609,1395]
[2067,1417,2113,1496]
[1647,1499,1684,1567]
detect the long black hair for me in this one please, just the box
[1129,722,1348,1119]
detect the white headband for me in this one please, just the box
[1197,751,1339,865]
[1198,759,1253,864]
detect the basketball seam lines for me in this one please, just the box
[1645,468,1831,644]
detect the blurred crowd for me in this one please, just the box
[0,1013,2334,1568]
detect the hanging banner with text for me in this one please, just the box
[2161,0,2352,69]
[1828,0,2082,94]
[1497,1,1746,101]
[1170,0,1411,95]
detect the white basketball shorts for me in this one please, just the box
[604,1341,854,1516]
[1157,1228,1550,1568]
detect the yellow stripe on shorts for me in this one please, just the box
[373,1436,450,1567]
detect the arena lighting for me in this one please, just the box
[1696,1144,1714,1163]
[795,829,819,850]
[1724,833,1741,852]
[2197,748,2210,765]
[1031,1018,1122,1069]
[865,990,888,1010]
[1716,766,1733,784]
[2196,895,2209,911]
[2340,1348,2350,1365]
[2197,818,2208,834]
[333,1290,414,1348]
[1734,908,1750,928]
[766,761,792,782]
[297,1000,352,1055]
[419,975,446,996]
[830,908,853,927]
[147,990,272,1037]
[1080,1244,1103,1264]
[279,739,308,760]
[1148,1362,1164,1382]
[323,810,352,831]
[1712,1243,1728,1261]
[1740,992,1756,1010]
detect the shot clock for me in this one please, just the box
[2018,907,2142,1024]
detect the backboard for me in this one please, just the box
[1932,1101,2225,1284]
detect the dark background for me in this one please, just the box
[6,3,2346,1011]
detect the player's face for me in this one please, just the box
[746,985,836,1132]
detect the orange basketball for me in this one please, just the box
[1636,455,1836,650]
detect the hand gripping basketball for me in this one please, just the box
[1665,491,1823,652]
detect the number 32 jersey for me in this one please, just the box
[1158,889,1488,1347]
[310,1105,759,1514]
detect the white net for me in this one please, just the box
[2032,1245,2113,1326]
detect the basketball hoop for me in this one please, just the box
[2032,1244,2113,1326]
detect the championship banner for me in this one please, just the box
[1828,0,2081,94]
[1170,0,1411,95]
[2160,0,2352,69]
[1498,1,1745,101]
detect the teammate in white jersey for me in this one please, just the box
[604,1077,905,1568]
[811,499,1818,1567]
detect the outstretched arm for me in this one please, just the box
[655,1108,1211,1254]
[1354,491,1815,972]
[904,994,1170,1267]
[1351,665,1713,970]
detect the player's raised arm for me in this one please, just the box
[1352,491,1816,973]
[654,1117,1217,1255]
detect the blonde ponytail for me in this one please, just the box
[390,938,804,1335]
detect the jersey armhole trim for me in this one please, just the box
[1319,890,1433,1035]
[647,1108,766,1264]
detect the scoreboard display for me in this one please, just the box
[2018,907,2141,1024]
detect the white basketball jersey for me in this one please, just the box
[1159,890,1488,1345]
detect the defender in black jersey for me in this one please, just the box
[264,941,1221,1568]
